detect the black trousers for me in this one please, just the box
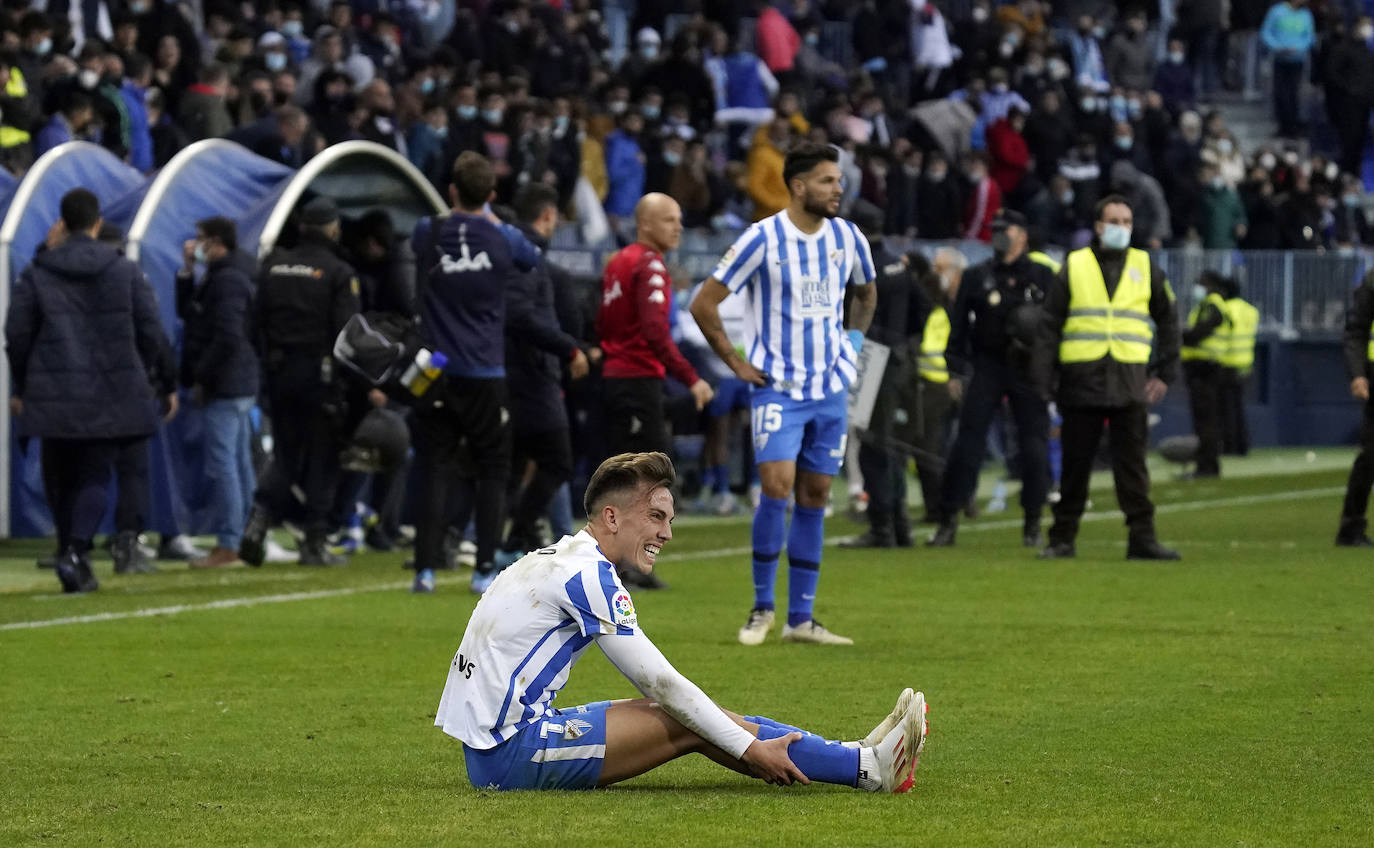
[255,358,344,535]
[1273,58,1305,137]
[939,359,1049,522]
[1184,361,1222,476]
[506,427,573,551]
[42,438,134,552]
[914,378,952,518]
[1219,367,1250,456]
[1340,393,1374,534]
[413,376,510,571]
[114,436,150,533]
[1049,404,1156,546]
[604,377,670,456]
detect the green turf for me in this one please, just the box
[2,451,1372,847]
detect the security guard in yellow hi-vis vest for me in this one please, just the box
[1180,270,1231,478]
[1219,278,1259,457]
[1335,271,1374,546]
[1037,195,1182,560]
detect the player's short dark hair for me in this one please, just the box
[782,141,839,192]
[1095,194,1133,221]
[513,182,559,225]
[451,151,496,210]
[584,452,677,516]
[60,188,100,232]
[196,216,238,252]
[357,208,394,247]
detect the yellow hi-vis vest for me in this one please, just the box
[918,306,950,383]
[1060,247,1154,364]
[1028,250,1062,274]
[0,66,30,149]
[1181,292,1229,362]
[1222,297,1259,369]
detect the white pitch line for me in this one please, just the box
[0,486,1347,631]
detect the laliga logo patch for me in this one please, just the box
[612,591,637,627]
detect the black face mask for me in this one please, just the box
[990,231,1013,256]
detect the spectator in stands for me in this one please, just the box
[605,109,647,227]
[35,91,93,156]
[1059,134,1103,224]
[951,0,999,85]
[175,217,259,571]
[670,139,720,229]
[884,139,921,237]
[1261,0,1316,138]
[1068,14,1110,93]
[1106,120,1153,177]
[911,0,956,100]
[998,0,1048,40]
[1278,168,1324,249]
[408,99,449,188]
[1178,0,1226,96]
[1240,163,1283,248]
[1197,162,1249,249]
[1046,173,1087,247]
[1109,160,1171,250]
[1154,37,1197,117]
[755,0,802,82]
[179,62,233,141]
[987,108,1030,201]
[145,86,186,167]
[961,151,1002,243]
[746,115,791,222]
[1322,17,1374,177]
[1105,10,1155,93]
[917,150,963,240]
[1022,90,1075,185]
[358,79,404,151]
[119,53,154,173]
[1334,175,1374,248]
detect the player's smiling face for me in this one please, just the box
[800,161,844,219]
[617,486,675,574]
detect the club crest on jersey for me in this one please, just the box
[830,249,845,267]
[612,591,637,627]
[563,719,593,740]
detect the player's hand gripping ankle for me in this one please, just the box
[741,732,810,786]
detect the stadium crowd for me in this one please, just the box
[9,0,1374,595]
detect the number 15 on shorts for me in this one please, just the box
[753,402,783,451]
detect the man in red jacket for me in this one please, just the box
[987,109,1031,199]
[961,151,1003,243]
[598,192,713,459]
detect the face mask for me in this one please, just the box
[927,169,946,183]
[607,100,627,115]
[640,104,660,120]
[282,20,304,38]
[1114,136,1132,151]
[992,82,1009,94]
[972,7,989,23]
[35,37,51,56]
[1128,99,1143,119]
[663,150,681,166]
[1169,50,1185,64]
[903,164,920,177]
[1026,62,1045,76]
[1191,283,1207,300]
[554,115,569,133]
[1344,193,1361,207]
[420,77,436,95]
[1360,26,1373,40]
[434,125,449,140]
[129,0,150,13]
[990,231,1012,256]
[1059,189,1074,204]
[1092,26,1106,39]
[1326,163,1340,180]
[1210,176,1224,189]
[265,52,287,72]
[1100,223,1132,249]
[79,69,100,89]
[1284,150,1300,165]
[805,33,819,47]
[1110,95,1127,114]
[1259,153,1277,170]
[1048,58,1069,80]
[640,44,659,60]
[457,104,477,120]
[504,19,520,34]
[482,108,503,125]
[193,242,208,264]
[999,40,1015,58]
[1217,139,1234,155]
[1080,97,1097,113]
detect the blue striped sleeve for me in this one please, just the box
[597,565,638,636]
[849,220,876,285]
[563,572,603,637]
[713,226,766,294]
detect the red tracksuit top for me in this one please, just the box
[597,242,700,386]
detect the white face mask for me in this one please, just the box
[1259,153,1277,170]
[79,68,100,89]
[1217,139,1234,155]
[1100,223,1132,249]
[1191,283,1207,301]
[972,7,989,22]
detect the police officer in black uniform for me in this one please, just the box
[240,197,362,566]
[927,209,1054,549]
[842,244,932,548]
[1336,270,1374,546]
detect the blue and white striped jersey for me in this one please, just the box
[711,211,876,401]
[435,530,639,750]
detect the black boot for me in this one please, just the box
[926,519,958,547]
[1037,542,1077,559]
[1126,537,1181,561]
[113,530,158,575]
[238,503,271,567]
[1022,516,1043,549]
[299,532,347,566]
[840,517,895,549]
[892,507,914,548]
[55,547,99,594]
[1335,517,1374,547]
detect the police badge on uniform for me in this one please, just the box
[988,290,1002,306]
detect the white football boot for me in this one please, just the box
[780,619,854,645]
[737,608,776,646]
[871,690,927,793]
[849,688,915,748]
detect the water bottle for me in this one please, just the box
[402,349,433,395]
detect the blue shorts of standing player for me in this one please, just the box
[751,385,848,477]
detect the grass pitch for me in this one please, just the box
[2,450,1372,847]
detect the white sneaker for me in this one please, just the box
[713,491,740,516]
[737,608,775,646]
[870,690,927,794]
[264,539,296,563]
[781,619,853,645]
[855,688,914,748]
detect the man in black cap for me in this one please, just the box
[240,196,362,566]
[927,209,1055,549]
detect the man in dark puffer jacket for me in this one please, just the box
[6,188,173,593]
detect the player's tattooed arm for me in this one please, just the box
[690,278,767,386]
[847,277,877,334]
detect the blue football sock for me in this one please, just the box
[743,715,814,738]
[751,495,788,611]
[709,465,730,494]
[787,505,825,626]
[755,723,858,787]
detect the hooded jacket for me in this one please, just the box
[6,233,168,439]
